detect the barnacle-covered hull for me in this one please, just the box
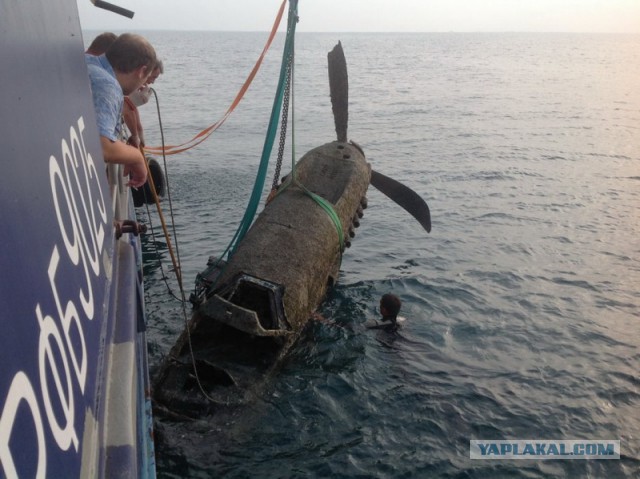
[153,141,370,416]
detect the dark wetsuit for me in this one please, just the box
[366,315,399,332]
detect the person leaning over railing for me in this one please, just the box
[122,59,164,148]
[85,33,157,188]
[85,31,117,56]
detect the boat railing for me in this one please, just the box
[101,162,156,478]
[108,163,129,221]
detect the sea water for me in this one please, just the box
[90,31,640,477]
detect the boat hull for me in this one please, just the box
[0,1,155,476]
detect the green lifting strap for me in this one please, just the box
[299,180,345,251]
[273,171,345,252]
[228,0,299,258]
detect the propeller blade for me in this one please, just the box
[370,169,431,233]
[327,42,431,233]
[328,41,348,142]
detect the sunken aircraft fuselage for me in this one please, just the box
[153,140,371,415]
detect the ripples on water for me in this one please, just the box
[112,31,640,477]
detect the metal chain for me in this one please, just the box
[272,53,293,190]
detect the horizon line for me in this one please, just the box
[80,28,640,35]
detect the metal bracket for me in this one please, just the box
[114,220,147,239]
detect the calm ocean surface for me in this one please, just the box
[90,31,639,477]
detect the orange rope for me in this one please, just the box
[145,0,288,156]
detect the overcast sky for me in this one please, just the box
[77,0,640,33]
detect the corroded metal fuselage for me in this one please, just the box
[153,141,369,415]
